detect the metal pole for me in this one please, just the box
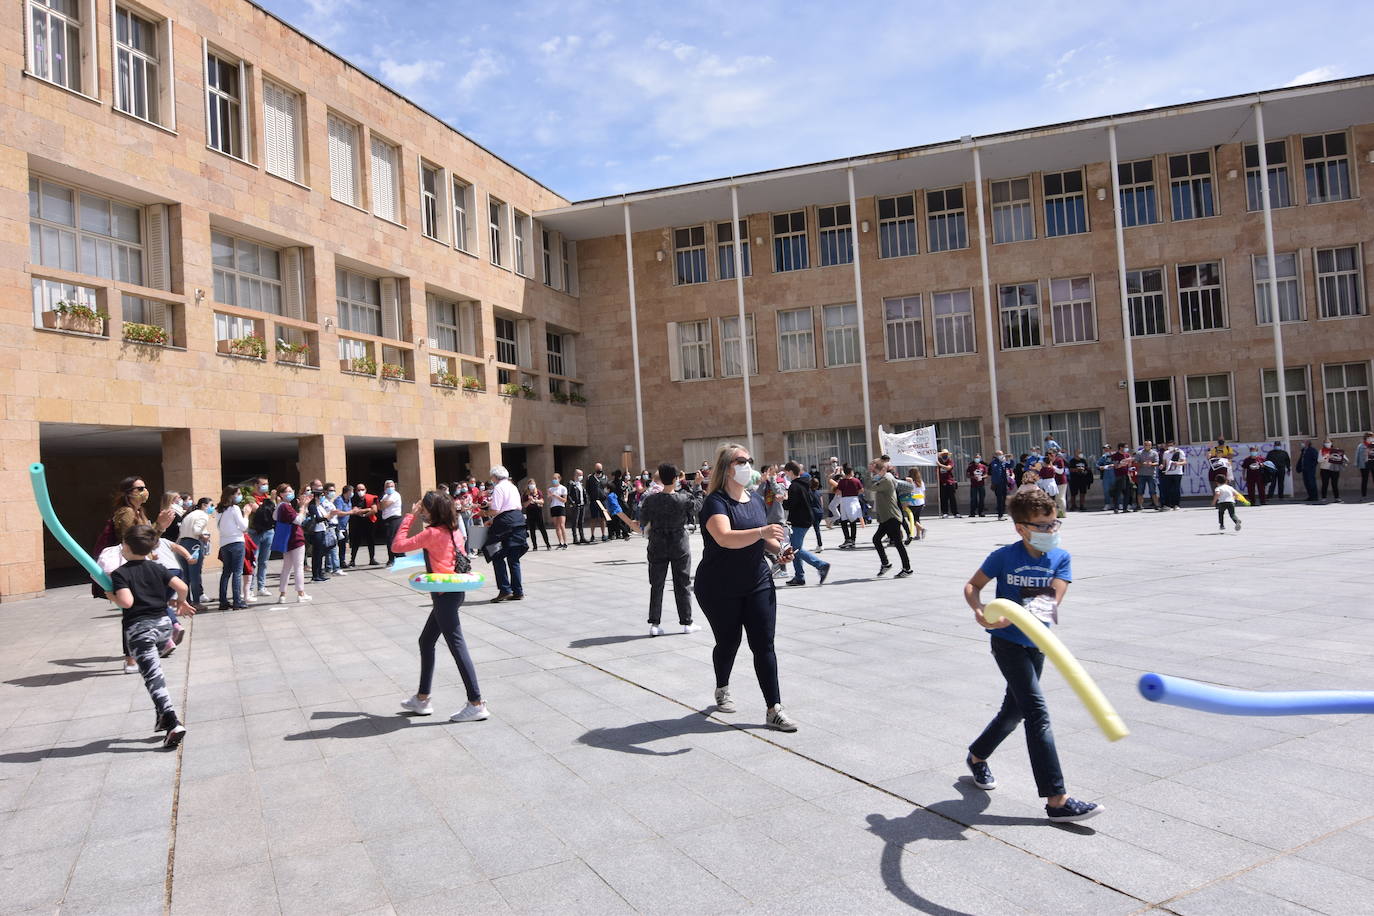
[1254,101,1291,455]
[846,168,875,455]
[971,148,1002,452]
[622,204,647,467]
[1108,125,1140,449]
[729,186,754,452]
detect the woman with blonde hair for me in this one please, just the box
[693,443,798,732]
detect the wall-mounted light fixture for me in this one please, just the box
[860,220,870,233]
[1226,169,1238,180]
[1095,188,1107,201]
[323,317,335,332]
[754,236,763,246]
[655,250,665,262]
[1365,149,1374,164]
[194,288,204,304]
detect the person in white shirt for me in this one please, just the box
[379,479,404,568]
[482,466,528,601]
[178,497,213,607]
[547,474,569,549]
[1211,482,1242,533]
[215,487,253,609]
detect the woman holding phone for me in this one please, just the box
[693,443,798,732]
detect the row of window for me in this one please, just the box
[670,135,1361,283]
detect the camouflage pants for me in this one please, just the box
[126,618,175,719]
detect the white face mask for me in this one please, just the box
[1324,441,1332,448]
[731,461,753,486]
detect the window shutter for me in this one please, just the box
[328,115,357,205]
[202,37,212,144]
[666,322,682,381]
[148,299,167,332]
[263,81,298,182]
[281,246,304,319]
[562,333,576,378]
[162,19,176,130]
[379,277,399,340]
[109,5,119,108]
[22,0,33,74]
[236,59,249,160]
[145,204,170,291]
[516,319,532,368]
[459,301,476,355]
[370,136,397,221]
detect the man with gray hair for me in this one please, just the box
[481,465,528,602]
[379,479,403,568]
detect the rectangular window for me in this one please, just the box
[883,295,924,361]
[428,294,461,353]
[542,229,554,287]
[1262,367,1312,439]
[545,330,565,377]
[205,51,246,159]
[822,303,860,367]
[1186,373,1233,442]
[28,177,143,284]
[719,314,757,377]
[327,113,361,207]
[933,290,975,356]
[1253,252,1302,324]
[488,197,506,267]
[817,204,853,267]
[674,225,708,285]
[777,307,816,371]
[214,311,257,344]
[114,6,159,123]
[1134,378,1175,445]
[1304,132,1353,203]
[369,136,401,223]
[1007,411,1101,464]
[452,178,472,252]
[29,0,85,91]
[716,220,751,279]
[1177,261,1225,331]
[1049,276,1095,344]
[1245,140,1291,211]
[561,238,573,293]
[1323,362,1371,435]
[677,319,712,380]
[877,194,918,259]
[32,277,99,328]
[1117,159,1158,227]
[784,427,868,475]
[1126,267,1167,336]
[420,163,441,240]
[262,80,302,183]
[998,282,1041,349]
[513,211,531,276]
[772,210,808,272]
[1169,151,1215,220]
[1315,246,1364,318]
[338,336,371,369]
[211,230,281,314]
[926,187,968,252]
[494,316,518,365]
[1043,170,1087,237]
[990,178,1034,243]
[335,268,381,336]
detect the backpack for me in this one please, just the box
[251,499,275,532]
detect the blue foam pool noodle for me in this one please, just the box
[1139,673,1374,716]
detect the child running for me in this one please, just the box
[961,486,1101,823]
[104,524,194,748]
[1211,480,1242,533]
[393,491,489,723]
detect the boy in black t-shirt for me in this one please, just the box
[107,525,195,748]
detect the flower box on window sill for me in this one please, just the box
[461,376,483,392]
[431,371,459,388]
[122,322,168,346]
[500,383,538,400]
[341,357,377,376]
[217,336,267,360]
[41,309,107,337]
[553,391,589,405]
[380,363,407,381]
[276,342,311,365]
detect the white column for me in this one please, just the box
[845,168,875,453]
[729,186,754,450]
[1254,101,1291,454]
[622,204,647,467]
[1108,125,1140,448]
[971,148,1002,452]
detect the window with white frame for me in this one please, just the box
[1253,252,1302,324]
[262,80,303,183]
[488,197,506,267]
[114,6,160,123]
[427,294,460,353]
[877,194,917,259]
[784,427,868,475]
[1043,170,1087,237]
[513,211,532,276]
[420,163,441,240]
[716,220,750,280]
[1169,151,1215,220]
[1303,132,1353,204]
[560,238,574,292]
[335,268,381,336]
[542,229,555,287]
[27,0,86,92]
[1177,261,1225,331]
[211,231,281,314]
[1007,412,1101,464]
[719,314,757,377]
[822,303,860,367]
[1315,246,1364,318]
[546,331,565,376]
[933,289,975,356]
[998,282,1041,349]
[772,211,808,272]
[205,51,247,159]
[369,136,401,222]
[338,336,370,368]
[677,320,712,380]
[327,113,361,207]
[1117,159,1158,227]
[28,177,143,284]
[452,178,472,252]
[1050,276,1095,343]
[1262,367,1312,438]
[1245,140,1290,211]
[883,295,923,360]
[1186,373,1233,442]
[1127,267,1167,336]
[31,278,98,323]
[494,316,518,365]
[817,204,853,267]
[674,226,708,285]
[1134,378,1175,445]
[926,187,968,252]
[214,311,257,344]
[991,177,1034,243]
[777,307,816,371]
[1323,362,1371,435]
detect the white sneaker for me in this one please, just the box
[243,594,257,603]
[275,594,286,605]
[714,686,736,713]
[400,695,433,715]
[123,661,138,674]
[682,624,700,634]
[649,624,664,637]
[297,593,312,602]
[334,570,348,576]
[767,704,799,732]
[450,703,489,723]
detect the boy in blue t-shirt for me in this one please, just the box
[961,486,1101,823]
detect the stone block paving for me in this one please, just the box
[1,501,1372,913]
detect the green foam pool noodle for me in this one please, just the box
[30,462,112,591]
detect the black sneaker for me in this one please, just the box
[894,568,913,579]
[965,754,996,790]
[817,563,831,586]
[163,724,186,749]
[876,564,892,577]
[784,577,806,586]
[1045,797,1101,822]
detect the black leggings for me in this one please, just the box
[839,520,858,542]
[1216,502,1238,527]
[418,592,481,702]
[525,508,550,548]
[872,518,909,570]
[1320,469,1341,499]
[696,585,780,707]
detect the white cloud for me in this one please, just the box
[378,58,444,89]
[1284,65,1341,87]
[456,49,504,98]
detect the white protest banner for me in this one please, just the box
[880,425,938,466]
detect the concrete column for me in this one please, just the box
[298,434,346,489]
[1,419,43,600]
[396,438,434,503]
[524,443,554,490]
[467,440,503,479]
[161,428,222,497]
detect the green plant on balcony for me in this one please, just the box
[122,321,168,345]
[569,391,588,404]
[43,300,109,335]
[551,390,570,404]
[276,338,310,362]
[519,384,537,400]
[349,355,378,375]
[500,382,522,397]
[53,300,109,321]
[230,334,267,359]
[461,375,481,391]
[433,370,461,388]
[380,362,406,380]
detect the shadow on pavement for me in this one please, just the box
[567,633,654,648]
[283,710,454,742]
[578,711,737,756]
[0,736,165,762]
[5,657,126,688]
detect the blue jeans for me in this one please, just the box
[787,526,825,580]
[218,541,245,606]
[250,532,273,592]
[969,636,1065,798]
[177,538,204,603]
[490,543,527,595]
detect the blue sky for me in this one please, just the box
[258,0,1374,202]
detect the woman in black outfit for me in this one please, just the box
[522,481,551,549]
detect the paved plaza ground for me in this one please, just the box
[2,499,1372,914]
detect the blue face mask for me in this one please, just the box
[385,487,395,496]
[284,490,295,501]
[1029,531,1061,552]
